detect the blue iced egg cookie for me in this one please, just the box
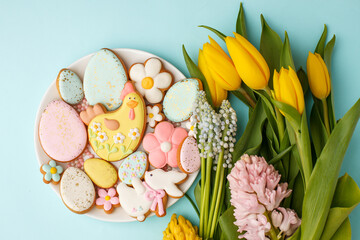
[163,78,202,122]
[56,69,84,105]
[118,151,148,185]
[84,48,127,111]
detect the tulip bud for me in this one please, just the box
[202,36,241,91]
[306,52,331,99]
[226,32,270,90]
[273,67,305,114]
[198,49,228,107]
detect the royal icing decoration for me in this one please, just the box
[143,121,187,168]
[147,105,165,128]
[84,158,118,188]
[56,69,84,105]
[186,115,198,138]
[86,82,146,161]
[84,48,127,111]
[40,160,63,184]
[178,136,201,174]
[145,169,187,198]
[39,100,87,162]
[129,58,173,104]
[96,188,120,214]
[66,145,94,170]
[163,78,202,122]
[118,151,148,185]
[73,98,89,113]
[60,167,95,214]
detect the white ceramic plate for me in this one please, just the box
[34,48,199,222]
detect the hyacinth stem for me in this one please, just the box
[203,153,213,235]
[238,86,256,108]
[199,152,206,235]
[321,98,331,136]
[264,211,280,240]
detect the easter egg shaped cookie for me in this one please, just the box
[84,158,118,188]
[163,78,202,122]
[84,48,128,111]
[56,69,84,105]
[118,151,148,185]
[177,136,200,173]
[39,100,87,162]
[87,82,147,161]
[60,167,95,214]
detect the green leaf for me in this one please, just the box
[324,35,336,74]
[182,45,215,108]
[92,140,98,148]
[330,217,351,240]
[288,227,301,240]
[110,147,118,153]
[310,104,328,158]
[256,90,278,137]
[236,2,247,39]
[280,32,295,70]
[194,181,201,209]
[290,172,304,217]
[230,90,253,108]
[98,145,104,150]
[272,100,301,129]
[120,145,125,153]
[198,25,226,41]
[105,143,110,151]
[260,14,282,88]
[297,67,309,94]
[320,174,360,240]
[219,207,239,240]
[324,35,336,131]
[232,100,266,161]
[268,145,294,165]
[314,24,328,58]
[299,111,313,187]
[301,98,360,240]
[125,149,133,155]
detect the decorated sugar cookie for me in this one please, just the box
[84,158,118,188]
[56,69,84,105]
[177,136,201,174]
[96,188,120,214]
[143,121,188,168]
[84,48,128,111]
[118,151,148,185]
[163,78,203,122]
[83,82,146,161]
[147,104,165,128]
[186,115,198,138]
[60,167,95,214]
[129,58,173,104]
[40,160,63,184]
[39,100,87,162]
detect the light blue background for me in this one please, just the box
[0,0,359,239]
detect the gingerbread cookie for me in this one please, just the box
[177,136,201,173]
[118,151,149,185]
[56,69,84,105]
[60,167,95,214]
[146,104,165,128]
[84,82,147,161]
[39,100,87,162]
[84,158,118,188]
[143,121,188,168]
[163,78,203,122]
[96,188,120,214]
[84,48,128,111]
[40,160,63,184]
[129,58,173,104]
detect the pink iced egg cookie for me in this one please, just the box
[143,121,188,168]
[177,136,200,173]
[39,100,87,162]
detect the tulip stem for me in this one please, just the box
[238,87,256,108]
[321,98,331,136]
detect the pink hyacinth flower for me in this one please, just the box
[96,188,119,212]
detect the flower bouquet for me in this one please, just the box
[168,3,360,240]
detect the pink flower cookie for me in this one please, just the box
[96,188,120,214]
[143,121,188,168]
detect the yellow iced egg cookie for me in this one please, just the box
[84,158,118,188]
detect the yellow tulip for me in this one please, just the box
[226,32,270,90]
[273,67,305,114]
[198,49,228,107]
[163,214,201,240]
[202,36,241,91]
[306,52,331,99]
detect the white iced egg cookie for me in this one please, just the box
[163,78,202,122]
[60,167,95,214]
[56,69,84,105]
[177,136,201,173]
[84,48,127,111]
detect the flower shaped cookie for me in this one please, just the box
[143,121,188,168]
[147,105,165,128]
[96,188,120,214]
[40,160,63,184]
[129,58,173,104]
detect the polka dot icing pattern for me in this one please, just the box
[56,69,84,105]
[118,151,148,185]
[84,49,127,111]
[39,100,87,162]
[163,78,202,122]
[60,167,95,213]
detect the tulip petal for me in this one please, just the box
[315,53,331,96]
[215,84,227,107]
[279,68,298,112]
[307,52,330,99]
[198,49,217,104]
[273,70,281,101]
[208,36,232,62]
[289,67,305,114]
